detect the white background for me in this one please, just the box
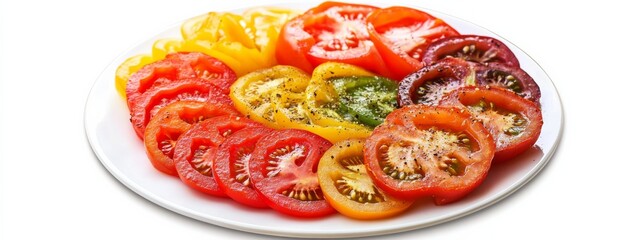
[1,0,638,239]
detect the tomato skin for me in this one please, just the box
[367,6,459,80]
[318,139,414,219]
[397,57,472,107]
[173,115,261,196]
[366,106,495,204]
[439,86,542,162]
[143,101,239,176]
[248,129,334,217]
[213,127,273,208]
[276,2,393,77]
[423,35,519,67]
[129,78,232,139]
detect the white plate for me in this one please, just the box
[84,1,563,238]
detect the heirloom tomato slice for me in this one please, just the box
[143,101,239,176]
[229,65,311,128]
[213,127,273,208]
[165,52,237,93]
[173,115,261,196]
[474,62,541,103]
[248,129,334,217]
[129,78,231,139]
[276,2,392,77]
[318,139,414,219]
[422,35,519,67]
[367,6,459,79]
[440,86,542,162]
[398,57,472,107]
[125,58,194,109]
[367,106,495,204]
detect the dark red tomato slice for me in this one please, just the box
[143,101,239,176]
[248,129,335,217]
[367,6,459,80]
[366,106,495,204]
[398,57,472,106]
[474,62,541,103]
[213,127,273,208]
[276,2,391,78]
[130,78,232,139]
[439,86,542,162]
[423,35,520,67]
[172,115,261,196]
[126,59,194,109]
[166,52,237,93]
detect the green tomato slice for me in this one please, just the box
[331,76,398,127]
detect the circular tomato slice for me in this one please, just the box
[173,115,261,196]
[474,62,541,103]
[165,52,237,93]
[143,101,239,176]
[248,129,334,217]
[423,35,519,67]
[276,2,391,77]
[126,58,194,109]
[398,57,472,107]
[440,87,542,162]
[130,78,232,139]
[318,139,413,219]
[367,106,495,204]
[213,127,273,208]
[367,6,459,79]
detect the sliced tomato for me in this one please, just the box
[248,129,334,217]
[366,106,495,204]
[474,62,541,103]
[173,115,261,196]
[213,127,273,208]
[126,59,194,109]
[115,54,154,99]
[318,139,413,219]
[422,35,519,67]
[276,2,391,77]
[440,86,542,162]
[367,6,459,79]
[165,52,237,93]
[129,78,232,139]
[143,101,239,176]
[397,57,472,106]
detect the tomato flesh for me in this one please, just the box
[439,86,542,162]
[248,129,334,217]
[143,101,239,176]
[332,76,398,127]
[474,62,541,103]
[366,106,495,204]
[397,57,472,107]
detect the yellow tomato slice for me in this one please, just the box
[151,38,184,59]
[115,54,154,98]
[318,139,414,219]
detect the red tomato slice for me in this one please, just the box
[367,6,459,79]
[367,106,495,204]
[248,129,335,217]
[143,101,239,176]
[126,59,194,109]
[130,78,232,139]
[276,2,391,78]
[422,35,519,67]
[166,52,237,93]
[439,86,542,162]
[213,127,273,208]
[173,115,261,196]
